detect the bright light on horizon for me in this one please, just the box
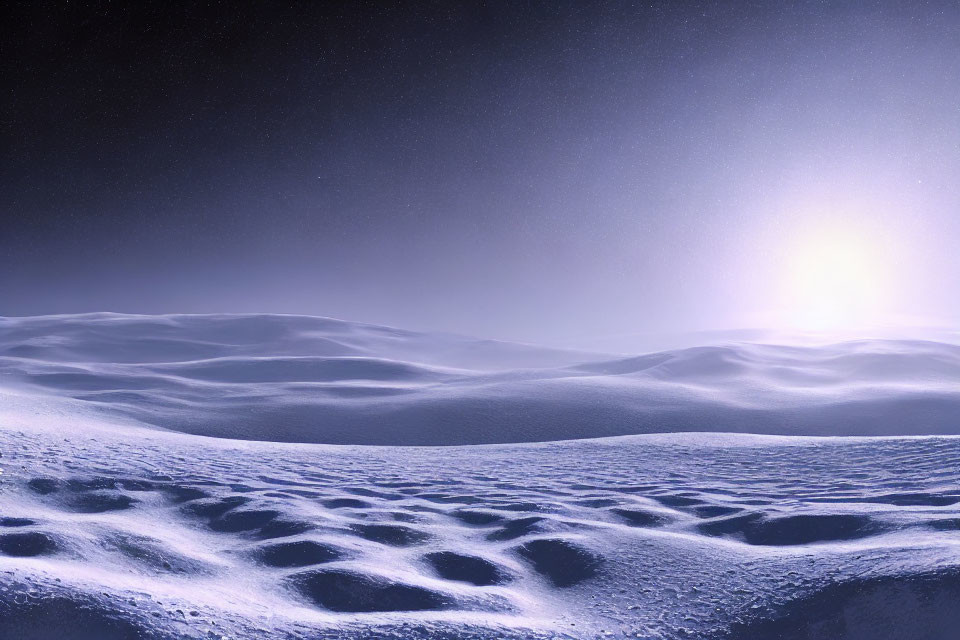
[777,221,895,331]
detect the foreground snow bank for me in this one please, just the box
[0,400,956,639]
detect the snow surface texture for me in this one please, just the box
[3,313,960,444]
[0,314,957,639]
[0,395,957,640]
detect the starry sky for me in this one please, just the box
[4,1,960,344]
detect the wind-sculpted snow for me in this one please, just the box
[0,313,598,370]
[3,313,960,444]
[1,314,958,638]
[0,404,957,639]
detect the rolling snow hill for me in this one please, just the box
[2,313,959,444]
[0,314,958,639]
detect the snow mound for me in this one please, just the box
[4,313,960,444]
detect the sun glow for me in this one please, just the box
[780,223,891,331]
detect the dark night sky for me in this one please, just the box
[3,1,960,344]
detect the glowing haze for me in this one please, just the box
[3,2,958,345]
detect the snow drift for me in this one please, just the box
[2,313,959,444]
[1,313,958,639]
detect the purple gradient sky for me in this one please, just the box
[3,1,959,344]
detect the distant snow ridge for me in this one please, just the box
[3,312,960,444]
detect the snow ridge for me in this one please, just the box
[3,313,960,444]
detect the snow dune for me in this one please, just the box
[1,313,959,638]
[2,313,960,444]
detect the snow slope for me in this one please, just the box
[2,313,960,444]
[0,392,956,639]
[0,313,958,639]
